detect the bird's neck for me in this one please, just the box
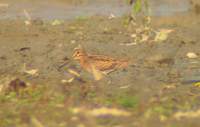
[79,54,89,66]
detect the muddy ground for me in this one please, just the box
[0,0,200,127]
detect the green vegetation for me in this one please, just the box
[130,0,149,15]
[75,15,89,21]
[117,95,138,108]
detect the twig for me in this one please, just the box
[23,9,31,21]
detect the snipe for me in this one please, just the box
[72,46,129,80]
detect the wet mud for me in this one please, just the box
[0,0,200,127]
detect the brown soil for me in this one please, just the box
[0,0,200,127]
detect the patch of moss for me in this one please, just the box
[76,15,89,21]
[0,92,17,102]
[144,104,173,120]
[87,91,97,98]
[49,94,66,106]
[117,95,138,108]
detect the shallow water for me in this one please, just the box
[0,0,190,20]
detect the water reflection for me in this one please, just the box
[0,0,190,20]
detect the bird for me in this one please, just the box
[72,46,129,80]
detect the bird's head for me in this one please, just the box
[72,45,87,60]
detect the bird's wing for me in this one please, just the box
[88,55,118,71]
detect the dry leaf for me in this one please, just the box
[0,85,3,93]
[68,69,80,77]
[120,42,137,46]
[71,108,82,114]
[62,77,75,83]
[71,116,79,121]
[51,19,64,26]
[154,29,174,42]
[131,34,137,38]
[25,69,38,76]
[145,16,151,24]
[55,104,65,108]
[160,115,167,121]
[162,85,176,90]
[67,78,74,83]
[173,109,200,120]
[194,82,200,87]
[70,40,76,44]
[186,52,198,59]
[23,9,31,25]
[119,85,130,89]
[140,34,149,42]
[77,124,85,127]
[22,63,38,76]
[109,13,116,19]
[71,107,131,117]
[24,20,31,25]
[89,107,131,117]
[61,79,67,83]
[31,117,44,127]
[135,28,143,34]
[58,43,63,47]
[0,3,9,7]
